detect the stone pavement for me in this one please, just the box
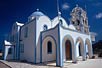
[0,61,11,68]
[0,58,102,68]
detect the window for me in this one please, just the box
[77,20,80,25]
[59,19,63,25]
[72,21,75,24]
[43,25,48,30]
[20,44,24,53]
[47,41,52,54]
[8,48,12,54]
[24,27,28,38]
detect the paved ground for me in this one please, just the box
[0,58,102,68]
[0,61,11,68]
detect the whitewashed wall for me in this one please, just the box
[42,26,59,64]
[36,16,51,63]
[60,25,92,61]
[20,20,35,62]
[52,16,68,28]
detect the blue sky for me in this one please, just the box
[0,0,102,43]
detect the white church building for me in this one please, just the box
[3,5,96,67]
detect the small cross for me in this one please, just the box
[37,9,39,11]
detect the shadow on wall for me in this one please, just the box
[0,41,3,59]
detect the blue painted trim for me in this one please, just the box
[58,24,60,66]
[15,26,21,60]
[18,27,21,60]
[40,32,42,63]
[58,24,63,67]
[41,35,58,66]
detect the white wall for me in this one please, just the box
[52,16,68,28]
[42,25,59,64]
[36,16,51,63]
[20,20,35,62]
[60,25,92,61]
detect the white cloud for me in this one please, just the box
[96,13,102,19]
[62,3,70,10]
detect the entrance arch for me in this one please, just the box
[42,36,56,62]
[62,35,75,62]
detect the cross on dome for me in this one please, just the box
[37,9,39,11]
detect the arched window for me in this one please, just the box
[47,41,52,54]
[77,19,80,25]
[72,21,75,24]
[59,19,63,25]
[43,24,48,30]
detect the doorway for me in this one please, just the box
[65,40,72,60]
[79,44,81,56]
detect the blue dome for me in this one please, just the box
[31,9,44,17]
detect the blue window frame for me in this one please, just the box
[47,41,52,54]
[43,24,48,30]
[24,27,28,38]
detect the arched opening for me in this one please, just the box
[62,35,76,63]
[76,37,85,60]
[59,19,63,25]
[79,44,81,56]
[43,24,48,31]
[85,39,93,58]
[47,41,52,54]
[65,40,72,60]
[42,36,56,62]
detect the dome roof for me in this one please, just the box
[30,9,44,17]
[68,24,76,30]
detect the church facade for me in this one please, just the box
[3,6,95,67]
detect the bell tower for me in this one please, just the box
[70,5,89,34]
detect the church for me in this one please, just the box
[3,5,96,67]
